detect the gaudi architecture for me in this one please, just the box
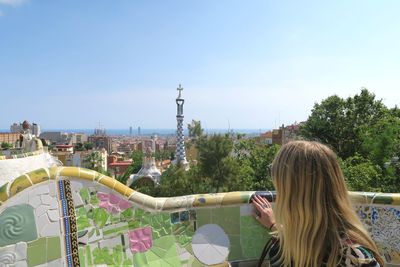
[174,84,189,170]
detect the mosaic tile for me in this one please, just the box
[212,207,240,235]
[192,224,230,265]
[128,227,153,253]
[240,216,270,259]
[0,242,27,267]
[0,204,38,246]
[97,192,132,214]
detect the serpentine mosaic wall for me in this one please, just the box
[0,167,399,266]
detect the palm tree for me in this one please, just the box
[83,151,104,172]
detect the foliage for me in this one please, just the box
[301,88,400,192]
[341,154,382,191]
[157,164,207,196]
[153,150,172,161]
[74,142,85,151]
[187,120,204,140]
[300,89,387,159]
[83,151,104,172]
[196,134,240,192]
[84,142,94,150]
[117,150,144,186]
[234,139,279,191]
[1,142,12,149]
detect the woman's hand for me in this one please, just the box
[252,195,276,230]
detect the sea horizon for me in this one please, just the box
[0,128,271,136]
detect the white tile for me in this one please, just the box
[99,236,121,249]
[40,194,54,205]
[35,204,49,217]
[240,204,254,216]
[36,213,50,236]
[47,209,60,222]
[40,221,60,237]
[14,261,28,267]
[15,242,27,260]
[70,181,83,192]
[48,182,57,197]
[72,191,84,207]
[47,258,63,267]
[30,184,49,196]
[29,195,41,208]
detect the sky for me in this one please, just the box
[1,0,400,130]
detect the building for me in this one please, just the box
[0,133,20,145]
[40,132,70,145]
[10,121,41,136]
[88,135,112,154]
[258,131,273,145]
[69,133,88,144]
[126,148,161,186]
[108,159,132,178]
[54,144,74,165]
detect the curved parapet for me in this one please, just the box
[0,167,399,266]
[0,139,61,188]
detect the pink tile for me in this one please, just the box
[128,227,153,253]
[97,192,132,214]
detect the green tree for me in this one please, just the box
[361,115,400,167]
[83,151,105,172]
[117,151,144,186]
[188,120,204,140]
[84,142,94,150]
[157,164,207,197]
[234,139,279,191]
[301,88,387,159]
[1,142,12,149]
[74,143,84,151]
[341,154,382,191]
[196,134,240,192]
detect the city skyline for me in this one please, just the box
[1,0,400,129]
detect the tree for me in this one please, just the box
[188,120,204,140]
[196,134,240,192]
[1,142,12,150]
[301,89,387,159]
[157,164,207,196]
[83,151,105,172]
[341,154,382,191]
[117,151,144,186]
[84,142,94,150]
[234,139,279,191]
[361,115,400,168]
[75,143,84,151]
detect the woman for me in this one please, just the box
[252,141,384,267]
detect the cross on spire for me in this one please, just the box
[177,84,183,98]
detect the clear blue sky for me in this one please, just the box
[1,0,400,130]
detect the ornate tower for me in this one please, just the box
[174,84,189,170]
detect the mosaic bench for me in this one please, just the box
[0,167,399,267]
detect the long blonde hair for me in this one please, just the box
[271,141,384,267]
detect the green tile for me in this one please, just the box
[86,245,93,265]
[195,208,212,228]
[47,236,61,261]
[240,216,270,259]
[212,207,240,235]
[27,242,47,266]
[0,204,38,246]
[79,248,86,267]
[228,235,243,260]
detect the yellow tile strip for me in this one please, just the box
[0,167,399,212]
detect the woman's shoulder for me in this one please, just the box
[341,242,380,267]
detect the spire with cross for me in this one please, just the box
[174,83,189,170]
[177,84,183,99]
